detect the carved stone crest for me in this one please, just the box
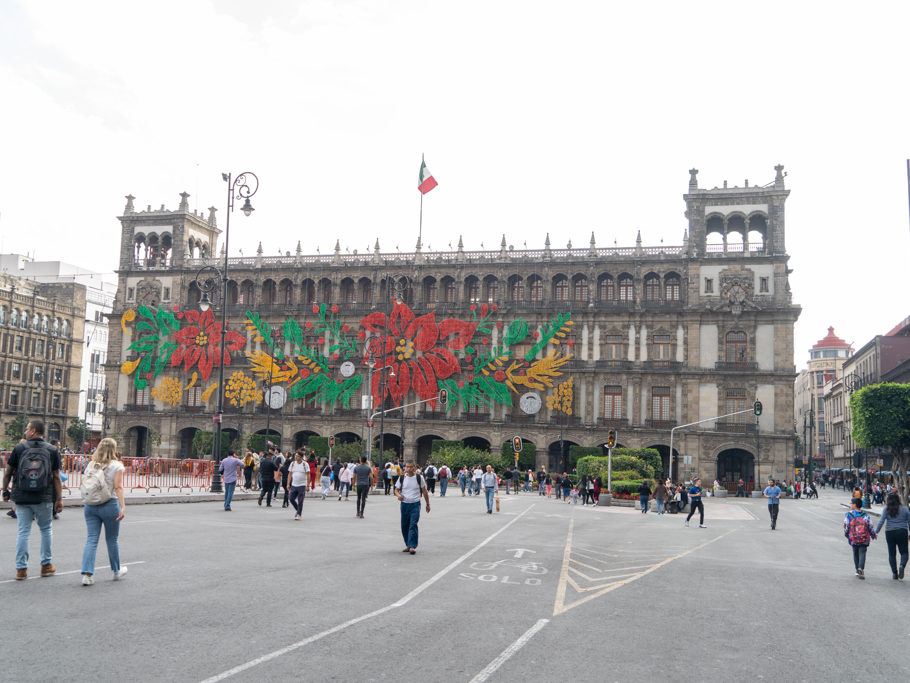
[136,279,162,308]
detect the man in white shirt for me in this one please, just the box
[395,461,431,554]
[288,451,309,520]
[472,466,483,496]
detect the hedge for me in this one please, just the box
[499,440,536,471]
[576,454,655,479]
[568,446,601,468]
[609,479,655,495]
[436,445,502,472]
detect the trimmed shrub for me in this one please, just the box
[437,445,502,472]
[610,479,654,496]
[307,436,329,458]
[431,439,463,453]
[615,448,662,475]
[568,445,601,468]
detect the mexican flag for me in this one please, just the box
[418,158,438,194]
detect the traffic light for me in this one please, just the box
[329,436,335,448]
[853,451,862,469]
[606,430,616,448]
[438,388,448,408]
[753,400,763,416]
[512,435,522,453]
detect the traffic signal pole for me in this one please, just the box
[669,407,759,485]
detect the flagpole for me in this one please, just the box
[419,153,424,245]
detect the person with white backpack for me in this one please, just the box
[79,438,127,586]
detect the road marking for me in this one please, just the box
[553,522,737,615]
[199,504,537,683]
[469,618,550,683]
[0,561,147,585]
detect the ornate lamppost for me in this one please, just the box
[197,171,258,493]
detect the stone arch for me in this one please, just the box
[421,276,438,305]
[548,439,579,472]
[643,271,661,302]
[417,434,444,464]
[178,427,199,458]
[440,275,456,303]
[507,274,524,302]
[294,430,319,450]
[481,274,499,303]
[240,279,255,307]
[262,279,278,306]
[340,277,356,304]
[226,280,239,305]
[124,425,151,458]
[644,443,677,479]
[715,447,755,490]
[279,278,294,306]
[317,277,333,303]
[571,273,588,303]
[551,273,569,301]
[357,277,373,304]
[462,436,490,452]
[334,431,360,445]
[301,279,316,304]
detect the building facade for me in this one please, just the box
[0,272,85,446]
[105,168,800,486]
[0,254,115,447]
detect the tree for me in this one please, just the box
[2,414,29,449]
[850,382,910,506]
[67,418,88,449]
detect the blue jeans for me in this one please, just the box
[16,502,54,569]
[459,478,466,494]
[223,481,236,509]
[339,481,350,498]
[439,479,448,496]
[484,486,495,511]
[400,501,421,549]
[655,498,665,514]
[81,499,121,575]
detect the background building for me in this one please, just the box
[0,254,115,447]
[0,270,85,447]
[105,168,800,488]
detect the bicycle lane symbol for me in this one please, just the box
[458,550,548,586]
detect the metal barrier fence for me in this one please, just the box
[59,455,240,495]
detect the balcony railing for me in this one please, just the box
[421,411,449,420]
[594,300,635,310]
[595,360,633,370]
[597,417,628,428]
[642,360,683,371]
[714,421,757,434]
[507,414,536,424]
[463,412,490,422]
[715,361,758,372]
[551,415,580,426]
[645,419,677,429]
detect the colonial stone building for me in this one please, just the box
[0,270,85,446]
[105,168,799,487]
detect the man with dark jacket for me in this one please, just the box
[2,420,63,580]
[258,454,278,507]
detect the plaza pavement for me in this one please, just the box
[1,484,906,682]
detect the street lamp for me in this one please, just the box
[376,275,409,461]
[204,171,259,494]
[364,351,394,463]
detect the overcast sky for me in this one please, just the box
[1,0,908,366]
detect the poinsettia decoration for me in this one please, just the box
[171,308,245,382]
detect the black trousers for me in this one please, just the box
[258,484,273,506]
[426,478,436,494]
[768,503,779,528]
[686,499,704,524]
[885,528,909,574]
[356,484,370,515]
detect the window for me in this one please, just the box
[510,279,524,301]
[726,388,748,423]
[443,280,456,303]
[57,343,65,359]
[598,277,614,301]
[32,391,41,408]
[10,389,20,407]
[652,334,671,360]
[127,287,135,301]
[15,335,23,352]
[529,277,543,302]
[759,277,769,293]
[725,331,747,362]
[135,387,149,406]
[94,310,105,322]
[36,339,45,356]
[484,279,499,302]
[163,287,171,301]
[466,279,480,303]
[553,277,569,301]
[644,276,660,301]
[572,278,588,302]
[11,362,20,379]
[53,368,63,383]
[652,387,670,421]
[33,367,42,382]
[604,335,624,360]
[618,276,633,301]
[424,280,437,303]
[187,386,203,407]
[52,394,61,410]
[705,278,714,293]
[603,385,622,419]
[665,275,681,301]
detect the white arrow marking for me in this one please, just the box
[507,548,536,559]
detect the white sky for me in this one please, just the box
[1,0,908,366]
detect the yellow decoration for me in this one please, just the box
[224,371,262,407]
[121,309,136,334]
[201,383,218,402]
[121,358,140,375]
[504,351,573,393]
[246,350,298,385]
[151,377,183,406]
[184,371,198,390]
[546,377,575,415]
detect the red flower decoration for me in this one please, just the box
[357,329,366,340]
[470,304,476,311]
[360,300,476,408]
[494,370,505,382]
[318,337,325,344]
[332,352,340,360]
[533,330,540,338]
[496,321,502,329]
[331,305,339,314]
[170,308,245,382]
[299,368,310,379]
[312,305,320,314]
[480,303,489,317]
[172,305,179,312]
[492,304,498,312]
[305,321,312,330]
[481,337,489,345]
[457,381,465,389]
[342,324,350,332]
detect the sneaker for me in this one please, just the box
[114,566,129,581]
[857,568,864,580]
[40,564,56,577]
[15,568,26,580]
[684,521,689,527]
[893,573,899,580]
[294,515,301,521]
[900,564,906,580]
[82,574,94,586]
[6,510,16,519]
[699,524,707,528]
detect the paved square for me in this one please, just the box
[1,488,906,682]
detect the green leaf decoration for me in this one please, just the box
[476,375,513,406]
[503,318,529,347]
[154,342,178,377]
[525,312,572,361]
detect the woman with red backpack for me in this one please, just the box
[844,497,876,579]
